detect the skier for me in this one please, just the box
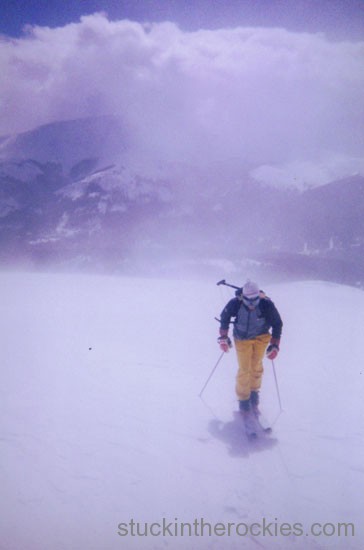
[217,281,283,435]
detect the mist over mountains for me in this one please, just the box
[0,116,363,286]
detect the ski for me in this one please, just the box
[253,413,272,434]
[241,411,258,439]
[240,410,272,439]
[245,427,258,439]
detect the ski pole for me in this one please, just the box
[199,351,225,398]
[271,359,283,411]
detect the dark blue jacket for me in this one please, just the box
[220,297,283,341]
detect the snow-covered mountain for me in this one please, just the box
[1,116,364,285]
[0,117,175,271]
[1,271,363,549]
[0,115,127,171]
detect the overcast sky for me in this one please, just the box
[1,0,364,186]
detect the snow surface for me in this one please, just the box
[1,271,364,550]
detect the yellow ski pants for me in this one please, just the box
[234,333,271,401]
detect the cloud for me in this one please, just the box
[1,13,364,175]
[251,155,364,189]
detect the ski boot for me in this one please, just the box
[250,390,260,417]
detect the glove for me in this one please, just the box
[218,336,232,352]
[218,329,232,352]
[266,338,280,360]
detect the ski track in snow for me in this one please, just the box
[0,271,363,550]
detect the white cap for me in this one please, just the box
[242,281,260,299]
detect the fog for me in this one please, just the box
[0,13,364,285]
[1,8,364,550]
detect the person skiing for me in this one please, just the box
[217,281,283,434]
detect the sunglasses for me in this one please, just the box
[242,296,260,306]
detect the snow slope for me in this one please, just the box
[0,271,363,550]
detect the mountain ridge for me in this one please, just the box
[0,116,363,285]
